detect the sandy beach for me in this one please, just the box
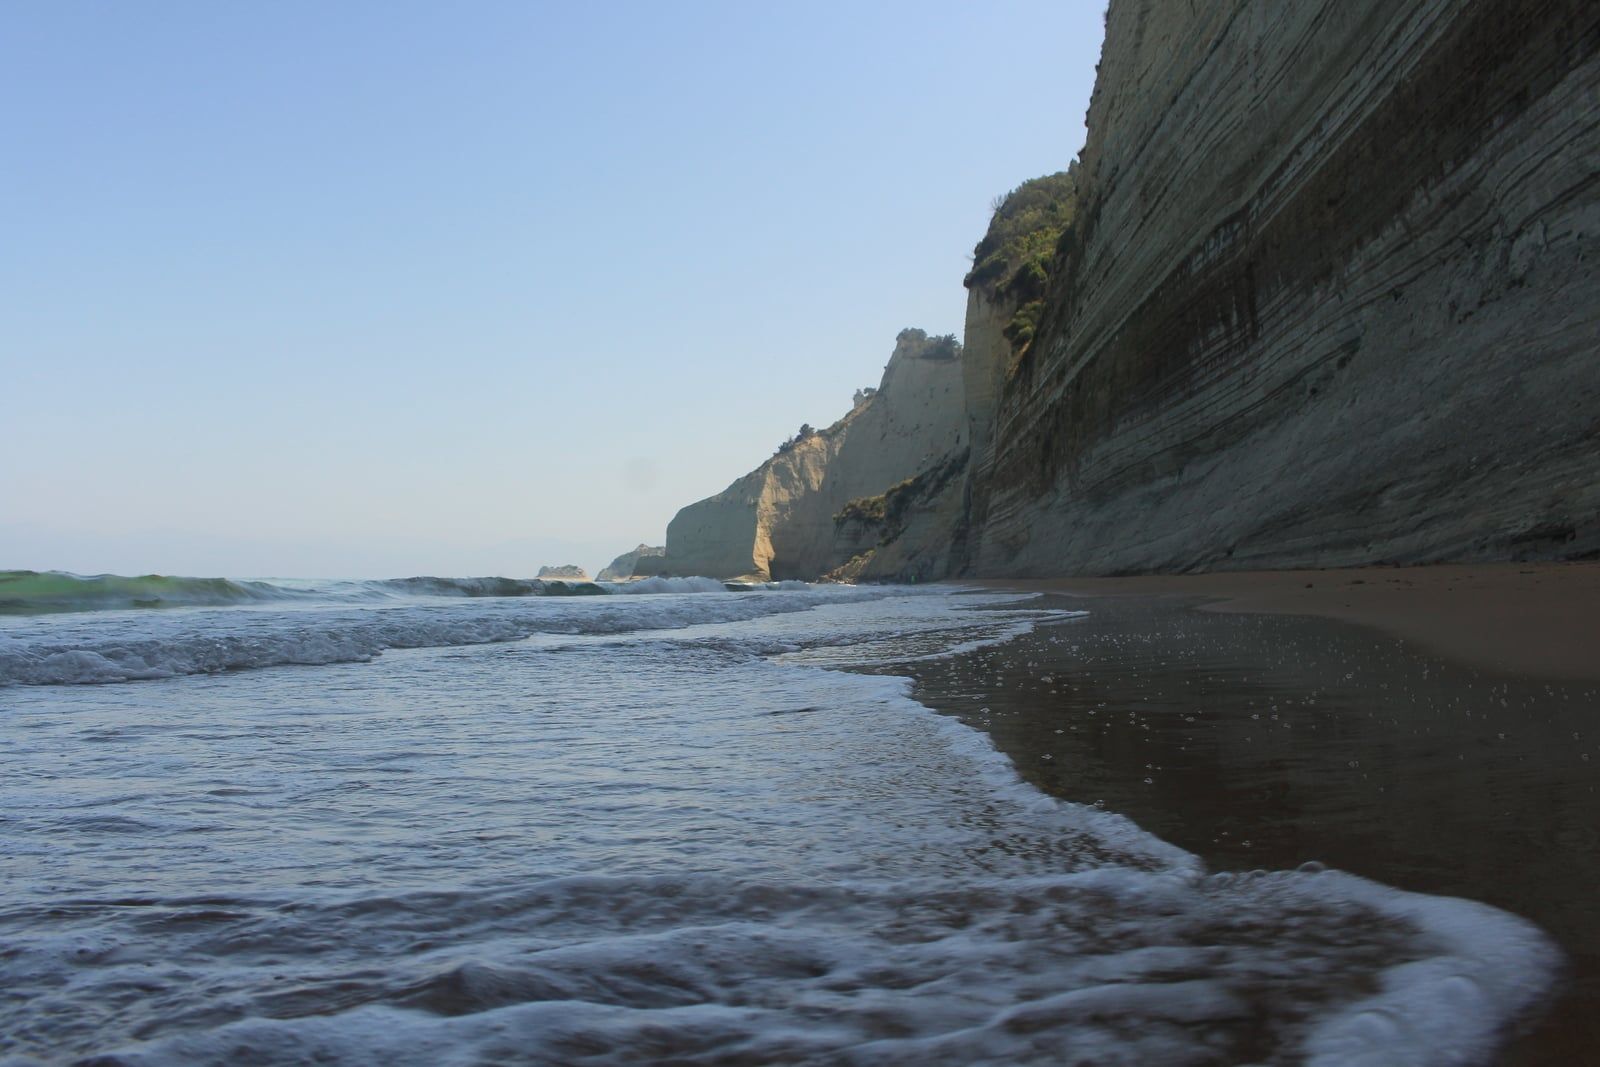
[962,562,1600,682]
[898,563,1600,1063]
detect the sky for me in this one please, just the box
[1,2,1106,578]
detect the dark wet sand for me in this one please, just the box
[962,561,1600,682]
[904,575,1600,1065]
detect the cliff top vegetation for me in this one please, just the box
[965,170,1079,360]
[894,327,962,360]
[774,423,819,455]
[964,170,1077,298]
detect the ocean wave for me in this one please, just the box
[0,591,1561,1064]
[0,615,523,685]
[30,864,1556,1066]
[0,570,292,615]
[370,575,607,598]
[0,570,839,616]
[612,576,732,595]
[0,585,899,687]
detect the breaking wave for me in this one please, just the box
[0,570,826,617]
[0,584,897,687]
[0,570,291,614]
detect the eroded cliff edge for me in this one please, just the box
[654,0,1599,581]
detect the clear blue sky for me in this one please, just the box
[1,2,1105,578]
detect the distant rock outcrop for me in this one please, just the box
[536,564,589,580]
[653,330,967,580]
[596,545,665,581]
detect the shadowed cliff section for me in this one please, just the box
[827,173,1083,584]
[970,0,1600,575]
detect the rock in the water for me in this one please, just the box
[536,564,589,581]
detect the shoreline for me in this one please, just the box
[957,561,1600,683]
[897,569,1600,1063]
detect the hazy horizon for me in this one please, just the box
[2,2,1105,579]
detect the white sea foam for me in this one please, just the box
[610,575,730,595]
[0,569,837,619]
[0,583,895,686]
[0,589,1560,1065]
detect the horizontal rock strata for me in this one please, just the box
[970,0,1600,574]
[649,0,1598,581]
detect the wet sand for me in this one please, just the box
[902,566,1600,1064]
[961,561,1600,682]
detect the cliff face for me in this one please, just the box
[656,330,967,580]
[652,0,1598,582]
[967,0,1600,574]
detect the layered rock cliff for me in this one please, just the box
[654,0,1599,580]
[963,0,1600,574]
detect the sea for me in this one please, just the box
[0,572,1560,1065]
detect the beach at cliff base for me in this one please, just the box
[893,562,1600,1063]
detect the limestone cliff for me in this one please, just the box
[654,0,1599,581]
[596,544,664,582]
[814,174,1081,582]
[654,330,967,580]
[963,0,1600,574]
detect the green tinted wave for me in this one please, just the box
[0,571,278,615]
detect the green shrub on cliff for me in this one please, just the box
[836,473,925,527]
[1003,300,1046,349]
[834,451,967,541]
[835,492,890,525]
[923,332,962,360]
[964,170,1078,306]
[774,423,819,455]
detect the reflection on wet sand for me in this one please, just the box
[898,595,1600,1064]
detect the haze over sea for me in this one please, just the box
[0,576,1558,1064]
[0,3,1105,580]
